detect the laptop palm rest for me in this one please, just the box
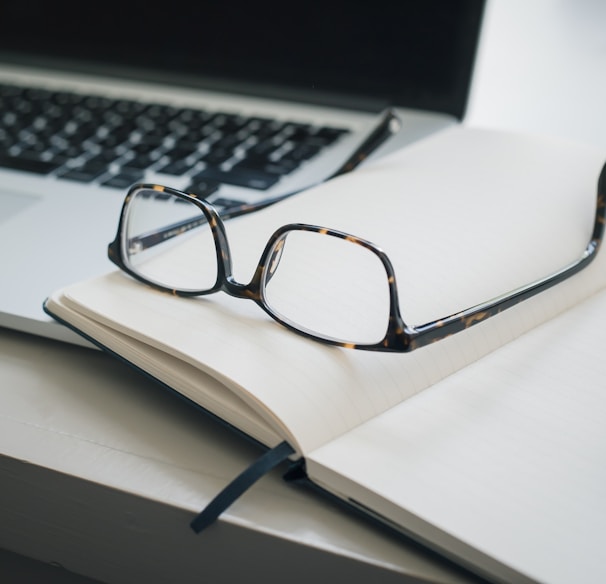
[0,190,40,223]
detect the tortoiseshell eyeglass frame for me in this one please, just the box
[109,165,606,353]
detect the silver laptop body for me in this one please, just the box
[0,1,485,346]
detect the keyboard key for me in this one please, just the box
[0,154,60,174]
[121,154,158,170]
[183,178,220,198]
[101,171,144,189]
[232,156,299,176]
[315,126,349,143]
[281,143,322,162]
[192,166,280,190]
[156,159,197,176]
[162,143,201,163]
[199,148,235,166]
[59,162,108,182]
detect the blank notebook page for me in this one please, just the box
[307,286,606,584]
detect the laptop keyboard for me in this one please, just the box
[0,82,350,212]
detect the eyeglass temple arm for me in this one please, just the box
[221,108,402,220]
[122,214,210,254]
[406,164,606,351]
[117,110,402,253]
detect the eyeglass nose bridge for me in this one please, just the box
[190,197,273,305]
[218,229,290,305]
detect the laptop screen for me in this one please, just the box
[0,0,484,118]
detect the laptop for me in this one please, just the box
[0,0,485,346]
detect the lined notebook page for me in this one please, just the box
[306,284,606,584]
[50,126,606,455]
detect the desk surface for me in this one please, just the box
[3,1,606,582]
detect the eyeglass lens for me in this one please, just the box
[262,229,390,344]
[123,187,218,291]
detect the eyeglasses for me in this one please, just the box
[108,166,606,352]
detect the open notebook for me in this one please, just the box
[44,126,606,584]
[0,0,485,345]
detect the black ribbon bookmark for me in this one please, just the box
[190,440,296,533]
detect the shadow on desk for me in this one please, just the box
[0,547,103,584]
